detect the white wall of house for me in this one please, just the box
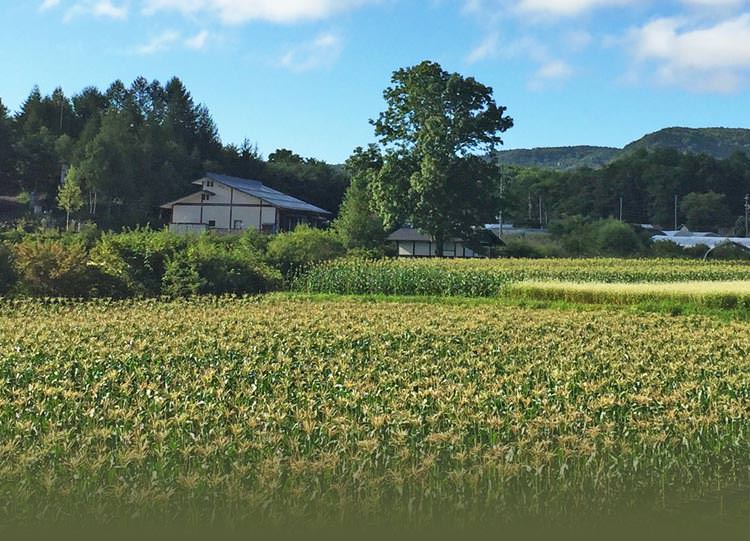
[170,182,279,232]
[396,241,481,258]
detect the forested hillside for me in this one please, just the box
[496,127,750,171]
[494,146,620,170]
[503,148,750,231]
[0,79,348,229]
[625,127,750,159]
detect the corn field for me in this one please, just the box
[0,297,748,526]
[293,258,750,297]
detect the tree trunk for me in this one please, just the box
[65,210,70,231]
[434,232,445,257]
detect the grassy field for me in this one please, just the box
[294,258,750,297]
[0,296,748,528]
[510,280,750,309]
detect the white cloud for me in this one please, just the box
[466,32,500,63]
[135,29,180,54]
[463,0,638,20]
[63,1,128,21]
[528,59,574,89]
[279,32,343,72]
[564,30,593,51]
[516,0,635,17]
[142,0,375,24]
[40,0,62,10]
[185,30,210,50]
[628,13,750,92]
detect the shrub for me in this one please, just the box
[185,239,282,295]
[707,243,750,261]
[161,254,204,298]
[89,228,187,296]
[267,226,346,277]
[13,239,92,297]
[592,220,643,257]
[649,240,687,259]
[501,239,545,259]
[0,243,16,294]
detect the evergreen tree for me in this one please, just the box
[0,98,16,194]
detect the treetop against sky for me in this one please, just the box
[2,0,750,162]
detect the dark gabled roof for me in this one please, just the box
[387,227,433,242]
[203,172,331,215]
[387,226,504,245]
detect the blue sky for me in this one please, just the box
[2,0,750,163]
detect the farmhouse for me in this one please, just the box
[388,226,502,258]
[161,173,331,234]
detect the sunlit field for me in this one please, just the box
[0,297,748,528]
[294,258,750,297]
[510,280,750,308]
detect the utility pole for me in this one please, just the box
[498,175,505,237]
[674,194,678,230]
[619,197,623,222]
[745,194,749,238]
[528,193,532,222]
[538,195,543,229]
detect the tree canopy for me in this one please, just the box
[364,61,513,255]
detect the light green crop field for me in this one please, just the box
[294,258,750,297]
[0,297,748,528]
[510,280,750,308]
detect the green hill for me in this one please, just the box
[496,127,750,170]
[494,146,620,171]
[624,127,750,159]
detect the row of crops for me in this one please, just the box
[293,258,750,297]
[0,297,748,525]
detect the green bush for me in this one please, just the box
[184,239,282,296]
[89,228,188,296]
[161,254,204,298]
[592,220,643,257]
[501,239,545,259]
[13,239,92,297]
[707,243,750,260]
[649,240,688,258]
[267,226,346,277]
[0,244,16,294]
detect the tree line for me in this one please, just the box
[0,77,349,229]
[2,67,749,256]
[501,148,750,233]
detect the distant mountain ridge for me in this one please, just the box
[496,127,750,171]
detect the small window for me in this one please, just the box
[207,220,216,228]
[233,220,243,230]
[205,180,214,188]
[201,193,210,202]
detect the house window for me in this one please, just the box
[233,220,243,230]
[208,220,216,228]
[205,180,214,187]
[201,193,210,202]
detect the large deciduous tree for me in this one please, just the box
[368,61,513,255]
